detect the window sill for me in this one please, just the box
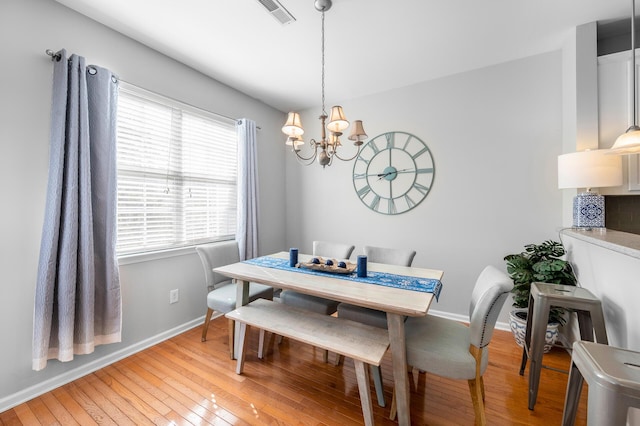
[117,245,196,266]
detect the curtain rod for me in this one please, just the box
[45,49,261,130]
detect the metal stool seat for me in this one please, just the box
[562,341,640,426]
[520,282,608,410]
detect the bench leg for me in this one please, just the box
[228,318,235,359]
[371,365,385,407]
[258,329,266,359]
[235,323,250,375]
[354,360,375,426]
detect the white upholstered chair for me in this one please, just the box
[336,245,416,406]
[389,265,513,425]
[338,245,417,327]
[279,240,354,361]
[196,241,274,358]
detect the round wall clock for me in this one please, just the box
[352,131,435,215]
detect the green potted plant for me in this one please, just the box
[504,240,577,351]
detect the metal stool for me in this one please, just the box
[519,282,608,410]
[562,341,640,426]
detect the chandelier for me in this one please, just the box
[281,0,367,167]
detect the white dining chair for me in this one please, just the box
[336,245,416,407]
[196,240,274,359]
[389,265,513,425]
[279,240,354,361]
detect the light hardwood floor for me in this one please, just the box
[1,316,587,425]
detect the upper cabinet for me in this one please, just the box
[598,50,640,192]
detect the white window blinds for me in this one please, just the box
[116,83,237,255]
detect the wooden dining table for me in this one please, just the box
[214,251,444,426]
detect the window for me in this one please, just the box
[116,83,237,255]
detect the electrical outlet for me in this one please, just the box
[169,289,179,304]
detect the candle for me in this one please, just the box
[289,248,299,267]
[357,255,367,277]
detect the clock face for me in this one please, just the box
[352,131,435,215]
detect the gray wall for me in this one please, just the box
[0,0,286,410]
[285,51,565,321]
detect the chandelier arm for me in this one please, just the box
[291,140,320,163]
[331,144,363,162]
[293,151,318,166]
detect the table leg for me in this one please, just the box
[388,313,410,426]
[234,279,250,359]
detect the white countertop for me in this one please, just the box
[561,228,640,259]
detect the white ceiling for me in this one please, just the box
[55,0,630,112]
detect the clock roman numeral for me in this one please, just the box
[370,195,381,211]
[402,135,413,150]
[357,185,371,198]
[413,182,430,195]
[412,146,429,159]
[388,198,397,214]
[385,133,395,149]
[417,167,433,174]
[404,194,416,208]
[369,140,380,154]
[353,172,367,179]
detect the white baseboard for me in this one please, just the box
[0,316,209,413]
[425,308,511,332]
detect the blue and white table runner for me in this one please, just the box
[244,256,442,301]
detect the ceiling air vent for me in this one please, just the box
[257,0,296,25]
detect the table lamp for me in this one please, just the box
[558,149,622,228]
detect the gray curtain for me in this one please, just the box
[236,118,259,260]
[33,50,121,371]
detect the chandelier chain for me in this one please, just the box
[321,10,326,116]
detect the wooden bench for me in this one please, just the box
[225,298,390,426]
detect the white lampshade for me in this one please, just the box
[610,127,640,154]
[282,112,304,137]
[326,106,349,133]
[558,149,622,190]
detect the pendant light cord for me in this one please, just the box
[633,0,637,128]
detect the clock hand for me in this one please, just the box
[376,168,412,180]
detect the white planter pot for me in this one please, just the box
[509,309,559,353]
